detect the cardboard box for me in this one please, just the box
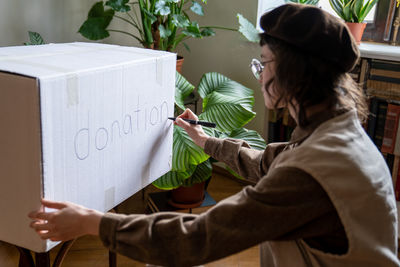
[0,42,176,252]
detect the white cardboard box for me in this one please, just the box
[0,42,176,252]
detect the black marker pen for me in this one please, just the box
[168,117,216,128]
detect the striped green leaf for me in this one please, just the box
[203,125,216,138]
[285,0,319,5]
[198,72,254,107]
[351,0,363,22]
[182,159,212,186]
[175,72,195,111]
[343,1,353,21]
[25,31,45,45]
[229,128,266,150]
[152,166,195,190]
[359,0,377,22]
[329,0,346,20]
[199,92,255,132]
[172,125,209,171]
[330,0,377,22]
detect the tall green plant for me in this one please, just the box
[152,72,266,189]
[79,0,259,51]
[329,0,378,23]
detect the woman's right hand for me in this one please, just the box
[28,199,103,241]
[174,109,210,149]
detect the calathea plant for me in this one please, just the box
[79,0,260,51]
[152,72,266,189]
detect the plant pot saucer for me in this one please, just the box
[167,195,205,209]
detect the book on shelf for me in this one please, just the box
[369,59,400,78]
[367,97,380,138]
[373,101,389,149]
[366,83,400,101]
[381,104,400,154]
[366,59,400,101]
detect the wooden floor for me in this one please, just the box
[0,170,259,267]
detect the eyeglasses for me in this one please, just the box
[249,58,274,80]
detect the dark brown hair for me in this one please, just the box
[260,33,368,128]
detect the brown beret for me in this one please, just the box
[260,3,360,73]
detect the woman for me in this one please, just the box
[29,4,399,266]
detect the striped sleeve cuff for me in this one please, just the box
[99,212,123,250]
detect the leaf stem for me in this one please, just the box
[200,26,237,31]
[131,3,144,37]
[115,15,137,28]
[108,29,143,43]
[127,12,144,36]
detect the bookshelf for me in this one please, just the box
[358,44,400,232]
[265,42,400,235]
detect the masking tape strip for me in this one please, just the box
[104,187,116,211]
[66,74,79,107]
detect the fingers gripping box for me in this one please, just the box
[0,43,175,252]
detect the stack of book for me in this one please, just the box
[366,58,400,201]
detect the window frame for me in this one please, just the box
[362,0,398,43]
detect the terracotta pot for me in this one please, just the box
[169,181,206,209]
[345,22,367,45]
[176,55,184,73]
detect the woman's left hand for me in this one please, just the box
[28,199,103,241]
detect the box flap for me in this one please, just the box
[0,42,176,79]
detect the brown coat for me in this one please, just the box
[99,112,347,266]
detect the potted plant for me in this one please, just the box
[329,0,378,44]
[152,71,266,208]
[78,0,259,71]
